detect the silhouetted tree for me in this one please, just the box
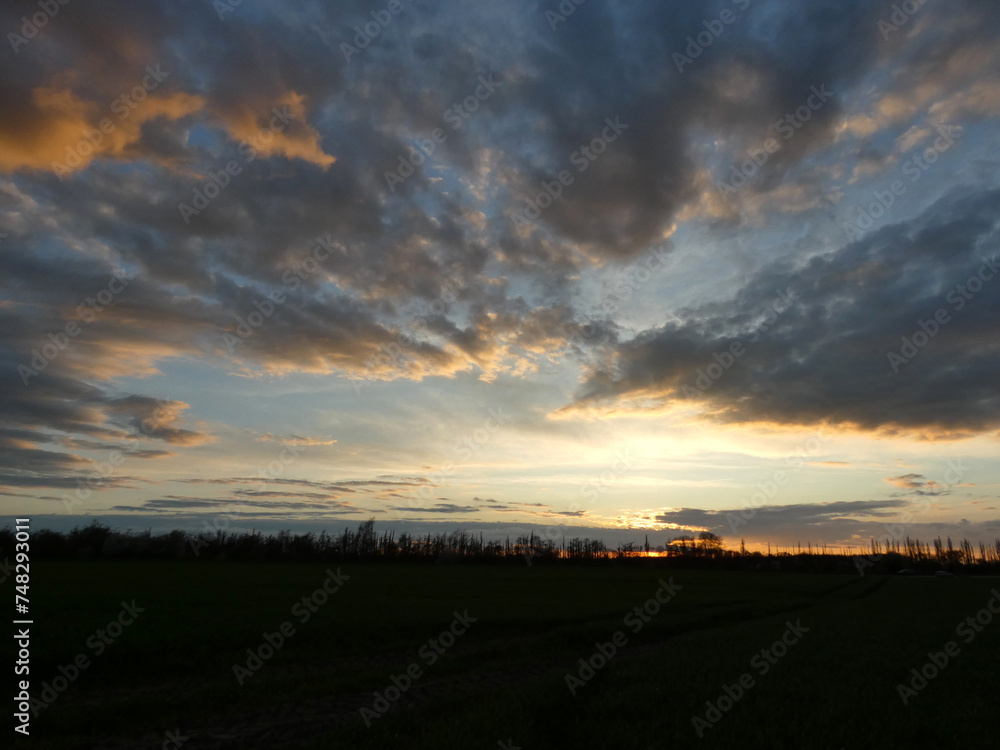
[698,531,723,556]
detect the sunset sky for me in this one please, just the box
[1,0,998,550]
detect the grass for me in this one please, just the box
[10,560,1000,748]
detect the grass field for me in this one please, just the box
[10,561,1000,748]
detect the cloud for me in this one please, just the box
[115,496,359,513]
[249,431,337,446]
[558,186,1000,437]
[216,91,335,169]
[178,475,431,493]
[0,337,210,491]
[0,86,203,174]
[105,396,214,446]
[650,499,930,545]
[883,473,967,496]
[885,474,930,490]
[388,503,479,514]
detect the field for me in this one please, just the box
[11,561,1000,749]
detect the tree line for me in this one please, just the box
[4,521,1000,574]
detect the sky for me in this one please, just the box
[1,0,998,551]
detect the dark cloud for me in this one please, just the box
[388,503,479,514]
[178,476,431,493]
[565,186,1000,436]
[117,496,357,513]
[651,499,963,546]
[0,339,207,492]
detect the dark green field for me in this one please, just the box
[11,561,1000,748]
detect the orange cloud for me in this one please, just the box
[0,84,337,177]
[0,86,203,174]
[219,91,335,169]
